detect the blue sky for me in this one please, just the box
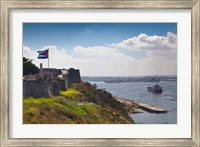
[23,23,177,76]
[23,23,176,50]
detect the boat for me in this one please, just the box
[147,84,163,93]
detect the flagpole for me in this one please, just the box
[48,48,49,77]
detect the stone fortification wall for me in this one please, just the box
[43,68,60,79]
[58,79,68,91]
[23,67,81,98]
[23,80,51,98]
[42,68,81,83]
[67,68,81,83]
[52,81,60,96]
[23,79,60,98]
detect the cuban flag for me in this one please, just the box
[37,49,48,59]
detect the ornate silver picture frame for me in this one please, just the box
[0,0,199,146]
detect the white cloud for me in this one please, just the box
[23,32,177,76]
[73,45,141,76]
[111,32,177,75]
[23,45,142,76]
[23,45,78,69]
[23,46,38,62]
[74,45,133,60]
[112,32,177,51]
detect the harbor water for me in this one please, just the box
[86,80,177,124]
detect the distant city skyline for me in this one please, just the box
[23,23,177,76]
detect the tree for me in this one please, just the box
[23,57,39,75]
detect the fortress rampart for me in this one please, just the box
[23,65,81,98]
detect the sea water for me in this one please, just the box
[85,80,177,124]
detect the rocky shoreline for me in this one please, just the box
[113,96,167,114]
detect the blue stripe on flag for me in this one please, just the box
[37,50,47,53]
[38,56,48,59]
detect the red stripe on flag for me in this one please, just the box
[45,50,49,58]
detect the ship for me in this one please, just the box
[147,84,163,93]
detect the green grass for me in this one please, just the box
[63,101,87,116]
[60,88,80,97]
[23,82,134,124]
[60,88,82,101]
[23,97,98,123]
[82,104,97,113]
[24,97,55,105]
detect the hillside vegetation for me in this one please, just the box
[23,82,134,124]
[23,57,39,75]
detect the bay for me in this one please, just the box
[83,78,177,124]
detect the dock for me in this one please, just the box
[113,96,167,113]
[138,102,167,113]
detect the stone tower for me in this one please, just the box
[39,63,44,79]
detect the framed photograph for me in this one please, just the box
[1,0,199,146]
